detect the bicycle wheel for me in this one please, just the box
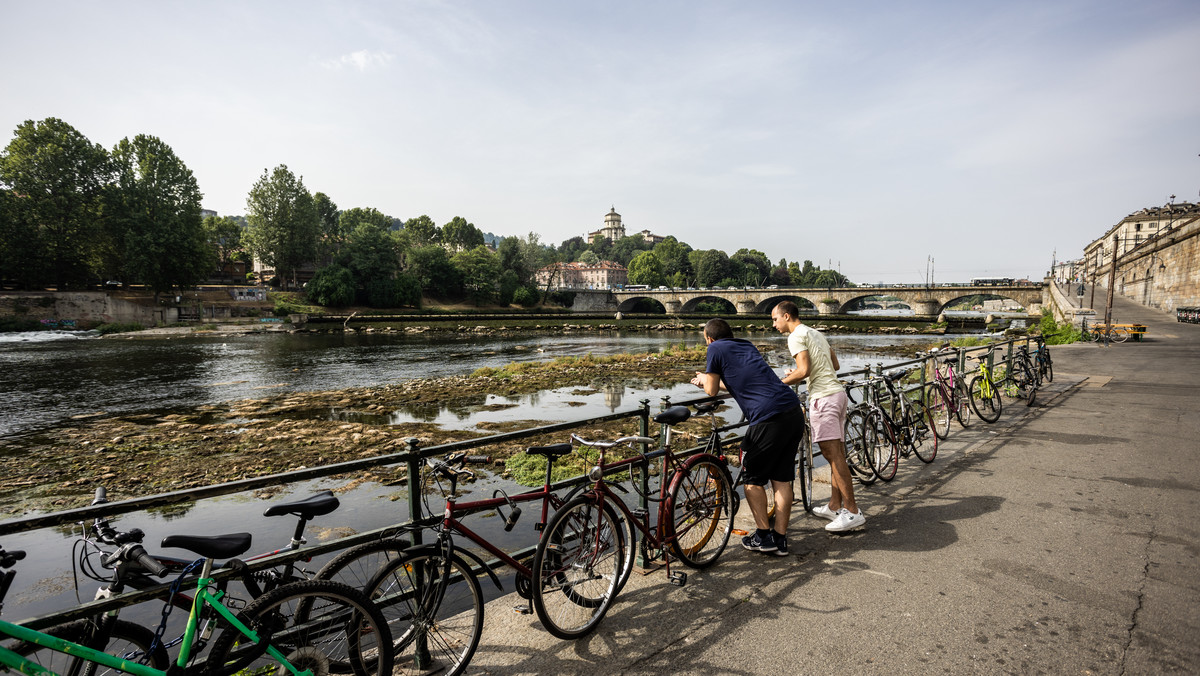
[205,578,394,676]
[796,431,814,514]
[7,618,170,676]
[953,380,972,427]
[924,383,951,440]
[968,374,1002,423]
[531,495,623,640]
[843,408,876,485]
[667,455,735,568]
[1040,354,1054,382]
[909,399,938,463]
[866,410,898,482]
[1114,327,1130,343]
[313,538,409,592]
[561,487,637,597]
[364,549,484,676]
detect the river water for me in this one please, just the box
[0,327,944,620]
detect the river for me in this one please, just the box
[0,327,944,620]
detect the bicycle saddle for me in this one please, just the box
[694,401,720,414]
[161,533,253,559]
[262,490,340,519]
[526,443,572,458]
[654,406,691,425]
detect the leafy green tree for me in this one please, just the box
[578,250,599,265]
[769,265,791,286]
[497,236,528,284]
[394,272,422,308]
[732,248,771,285]
[610,235,652,266]
[403,215,438,245]
[306,263,355,307]
[627,251,665,287]
[689,249,730,287]
[442,216,484,253]
[0,187,41,288]
[245,165,319,289]
[556,236,588,263]
[451,245,500,305]
[513,285,538,307]
[343,222,400,305]
[497,269,521,305]
[108,134,209,298]
[313,192,340,262]
[407,243,461,297]
[203,215,244,282]
[652,236,693,280]
[0,117,111,289]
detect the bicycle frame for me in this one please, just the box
[0,559,314,676]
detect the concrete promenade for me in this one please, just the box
[467,290,1199,675]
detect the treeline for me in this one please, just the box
[0,117,850,309]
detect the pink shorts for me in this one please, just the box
[809,390,848,443]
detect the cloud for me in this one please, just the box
[323,49,394,71]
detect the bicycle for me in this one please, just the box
[693,399,815,520]
[356,445,637,675]
[1001,344,1040,407]
[842,380,882,485]
[531,405,735,640]
[1,535,394,676]
[919,345,972,439]
[1033,335,1053,383]
[967,349,1004,423]
[1084,321,1129,343]
[852,368,938,481]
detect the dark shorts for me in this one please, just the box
[741,405,805,486]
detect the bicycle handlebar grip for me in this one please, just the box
[0,549,26,568]
[464,455,491,465]
[92,486,108,505]
[130,545,169,577]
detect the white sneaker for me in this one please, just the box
[812,504,839,521]
[825,508,866,532]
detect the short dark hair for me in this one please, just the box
[704,318,733,341]
[774,301,800,320]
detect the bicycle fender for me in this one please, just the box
[402,544,503,592]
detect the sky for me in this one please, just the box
[2,1,1198,284]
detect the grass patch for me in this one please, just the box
[95,322,145,335]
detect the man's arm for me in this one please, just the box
[830,345,840,371]
[782,351,810,386]
[692,371,724,396]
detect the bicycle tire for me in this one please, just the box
[866,410,898,482]
[924,383,951,440]
[531,495,623,640]
[842,408,876,485]
[666,455,735,568]
[1040,354,1054,382]
[205,578,394,676]
[796,430,814,514]
[953,380,972,427]
[7,618,170,676]
[1112,327,1130,343]
[363,548,484,676]
[909,399,938,463]
[563,485,637,597]
[311,537,409,593]
[968,373,1002,423]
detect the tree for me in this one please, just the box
[610,235,653,266]
[313,192,341,263]
[407,243,460,297]
[108,134,209,298]
[627,250,665,287]
[497,236,527,284]
[451,245,500,305]
[442,216,484,253]
[204,215,244,282]
[343,222,400,304]
[731,248,772,285]
[578,250,599,265]
[306,263,355,307]
[403,215,438,245]
[689,249,730,287]
[0,117,111,289]
[652,236,693,280]
[245,165,319,289]
[556,236,588,263]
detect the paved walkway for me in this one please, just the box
[466,290,1199,675]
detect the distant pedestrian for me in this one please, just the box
[772,301,865,532]
[691,318,803,556]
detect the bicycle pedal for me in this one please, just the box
[668,571,688,587]
[631,508,648,520]
[513,604,531,615]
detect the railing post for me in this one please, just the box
[636,399,652,568]
[404,437,423,547]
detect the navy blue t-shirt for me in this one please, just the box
[705,338,799,424]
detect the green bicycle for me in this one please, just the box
[967,351,1003,423]
[1,535,394,676]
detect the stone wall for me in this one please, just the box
[1095,218,1200,314]
[570,290,618,312]
[0,292,173,327]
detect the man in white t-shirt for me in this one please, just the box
[771,301,865,532]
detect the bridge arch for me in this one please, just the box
[750,295,819,314]
[679,295,743,314]
[615,295,668,314]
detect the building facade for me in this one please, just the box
[535,260,629,290]
[587,207,665,244]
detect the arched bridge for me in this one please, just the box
[601,283,1047,315]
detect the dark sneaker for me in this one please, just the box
[773,532,789,557]
[741,530,777,553]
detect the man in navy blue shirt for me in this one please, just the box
[691,318,804,556]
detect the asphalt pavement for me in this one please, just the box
[462,290,1200,675]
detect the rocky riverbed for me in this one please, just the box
[0,340,939,517]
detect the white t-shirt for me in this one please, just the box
[787,324,843,401]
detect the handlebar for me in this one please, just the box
[0,548,26,569]
[570,434,656,450]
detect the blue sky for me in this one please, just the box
[2,1,1198,283]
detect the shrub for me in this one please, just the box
[1038,310,1082,345]
[95,322,145,335]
